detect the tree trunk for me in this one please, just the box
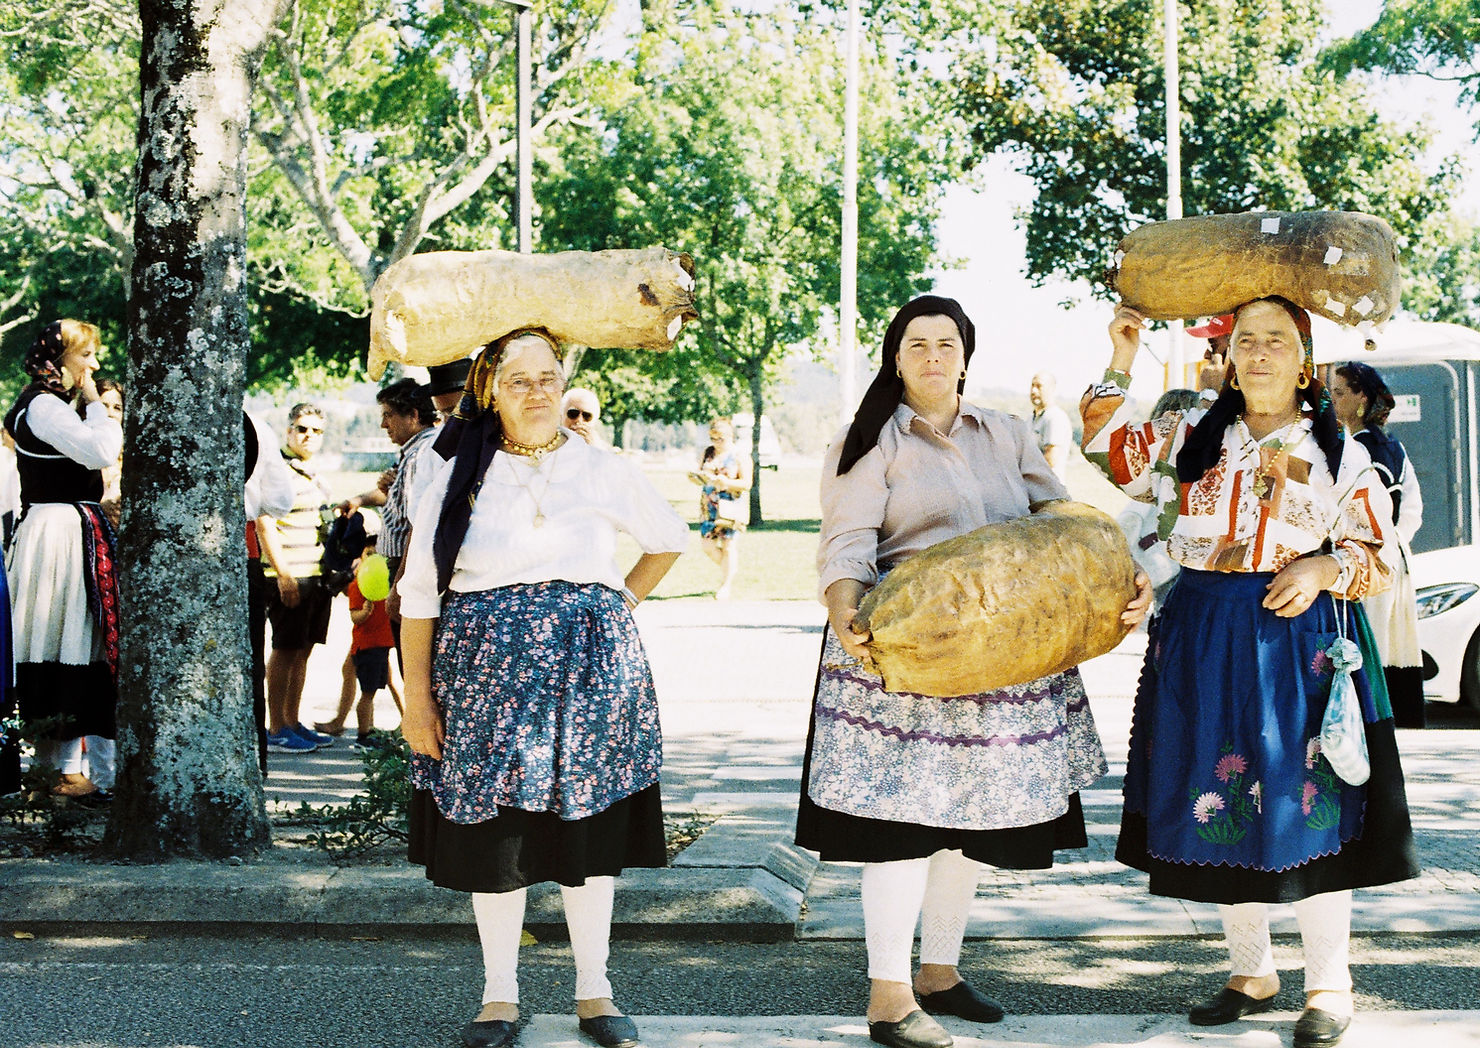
[102,0,286,860]
[748,362,764,527]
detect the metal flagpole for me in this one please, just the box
[840,0,859,417]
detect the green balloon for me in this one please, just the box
[357,553,391,602]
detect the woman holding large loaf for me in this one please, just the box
[399,328,690,1048]
[797,295,1151,1048]
[1083,298,1419,1048]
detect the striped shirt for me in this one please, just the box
[261,452,330,579]
[379,424,436,558]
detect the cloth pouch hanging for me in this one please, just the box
[1319,604,1370,786]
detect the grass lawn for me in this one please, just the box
[329,447,1131,605]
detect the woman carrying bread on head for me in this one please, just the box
[398,328,690,1048]
[1082,299,1420,1048]
[796,294,1151,1048]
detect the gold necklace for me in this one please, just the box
[503,452,558,527]
[501,431,563,463]
[1242,415,1301,500]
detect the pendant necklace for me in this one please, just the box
[501,442,560,526]
[1244,416,1300,500]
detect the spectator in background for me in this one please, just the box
[427,359,473,422]
[244,410,298,775]
[97,379,124,529]
[1332,361,1426,728]
[697,417,750,600]
[318,536,395,752]
[5,320,122,799]
[257,403,337,754]
[1029,372,1073,479]
[561,387,603,446]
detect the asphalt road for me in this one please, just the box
[2,931,1477,1048]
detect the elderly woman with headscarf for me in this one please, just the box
[1329,361,1425,728]
[3,320,122,800]
[398,328,689,1048]
[796,295,1151,1048]
[1082,299,1420,1048]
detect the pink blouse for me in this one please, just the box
[817,400,1068,598]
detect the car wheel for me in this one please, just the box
[1462,629,1480,711]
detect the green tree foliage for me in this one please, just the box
[1325,0,1480,106]
[899,0,1459,303]
[541,0,952,520]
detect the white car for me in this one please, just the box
[1412,544,1480,708]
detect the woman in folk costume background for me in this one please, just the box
[1329,361,1426,728]
[1082,298,1419,1048]
[4,320,122,801]
[796,294,1150,1048]
[399,328,688,1048]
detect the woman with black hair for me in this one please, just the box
[398,329,688,1048]
[4,320,121,800]
[797,295,1151,1048]
[1083,299,1419,1048]
[1330,361,1425,727]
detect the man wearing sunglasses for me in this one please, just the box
[560,386,602,446]
[257,403,336,754]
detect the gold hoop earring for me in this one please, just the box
[895,366,901,378]
[1229,374,1240,391]
[959,369,967,380]
[1297,371,1311,389]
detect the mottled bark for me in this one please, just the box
[102,0,287,860]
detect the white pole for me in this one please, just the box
[515,4,533,253]
[840,0,859,417]
[1164,0,1184,389]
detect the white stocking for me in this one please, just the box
[471,887,526,1005]
[31,738,84,775]
[1218,902,1277,979]
[918,849,981,969]
[861,857,930,984]
[1295,891,1352,993]
[84,736,115,790]
[562,876,616,1002]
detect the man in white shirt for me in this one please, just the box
[1030,372,1073,479]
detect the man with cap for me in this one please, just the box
[1188,314,1234,389]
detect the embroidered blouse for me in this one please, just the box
[1080,370,1390,600]
[817,399,1067,598]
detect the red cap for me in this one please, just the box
[1186,314,1234,339]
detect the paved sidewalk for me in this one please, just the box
[2,597,1478,942]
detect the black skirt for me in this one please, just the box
[408,783,666,894]
[794,638,1091,868]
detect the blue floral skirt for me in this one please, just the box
[1117,568,1419,904]
[407,581,666,892]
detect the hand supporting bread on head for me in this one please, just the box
[1109,305,1147,373]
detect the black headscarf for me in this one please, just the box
[836,295,977,476]
[1335,360,1396,430]
[1176,296,1344,484]
[429,329,559,593]
[22,321,76,400]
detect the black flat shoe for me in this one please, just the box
[1294,1007,1352,1047]
[1188,987,1277,1026]
[868,1009,953,1048]
[578,1013,640,1048]
[919,980,1005,1024]
[462,1017,517,1048]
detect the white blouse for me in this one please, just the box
[399,430,690,619]
[22,395,122,471]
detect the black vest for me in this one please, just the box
[4,387,104,509]
[1353,427,1406,526]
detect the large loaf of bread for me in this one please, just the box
[368,247,698,378]
[854,502,1137,697]
[1110,211,1400,327]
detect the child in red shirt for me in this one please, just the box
[320,539,395,751]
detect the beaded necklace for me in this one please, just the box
[501,431,562,463]
[1242,415,1302,500]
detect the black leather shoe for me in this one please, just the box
[578,1013,640,1048]
[868,1009,953,1048]
[1294,1007,1352,1047]
[919,980,1005,1024]
[462,1017,517,1048]
[1188,987,1277,1026]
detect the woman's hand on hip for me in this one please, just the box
[402,689,445,759]
[1264,555,1340,618]
[1120,571,1153,628]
